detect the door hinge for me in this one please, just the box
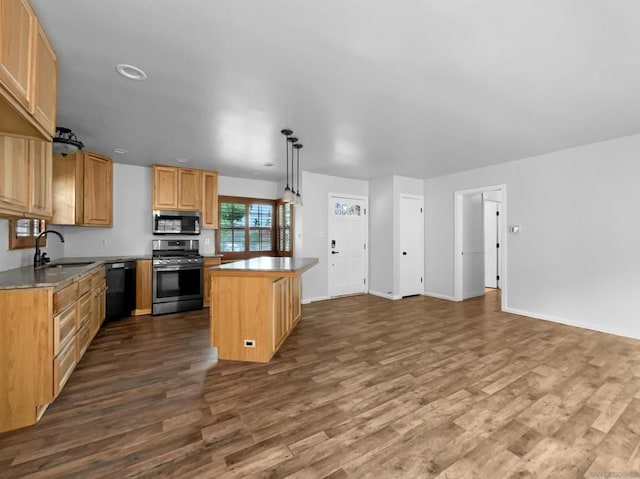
[364,208,367,215]
[364,278,366,284]
[364,243,366,250]
[496,243,500,248]
[420,207,423,213]
[497,275,500,280]
[420,277,423,283]
[496,211,500,216]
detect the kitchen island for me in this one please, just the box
[209,257,318,362]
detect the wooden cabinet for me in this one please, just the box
[152,165,218,221]
[0,0,57,140]
[202,170,218,229]
[28,138,52,217]
[203,257,222,307]
[272,277,289,351]
[0,134,29,214]
[32,22,56,137]
[0,0,35,111]
[0,265,106,433]
[152,165,178,210]
[177,168,201,210]
[0,135,52,219]
[291,275,301,327]
[134,259,152,315]
[51,151,113,226]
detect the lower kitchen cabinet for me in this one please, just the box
[0,265,106,433]
[203,257,221,307]
[134,259,152,315]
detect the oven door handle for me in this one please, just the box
[154,265,203,272]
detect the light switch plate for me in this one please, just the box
[510,225,520,234]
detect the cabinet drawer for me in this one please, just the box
[53,339,76,398]
[78,274,92,296]
[53,303,77,356]
[53,282,79,314]
[76,320,92,362]
[77,291,92,327]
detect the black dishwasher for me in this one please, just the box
[105,261,136,321]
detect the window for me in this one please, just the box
[9,218,46,250]
[217,196,294,259]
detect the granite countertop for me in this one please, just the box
[0,261,104,290]
[210,257,319,274]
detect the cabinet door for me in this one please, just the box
[0,0,34,110]
[203,257,221,307]
[134,259,152,315]
[32,22,56,137]
[28,139,52,218]
[82,152,112,226]
[202,170,218,229]
[0,135,29,214]
[272,278,288,351]
[291,275,301,328]
[152,165,178,210]
[177,168,201,211]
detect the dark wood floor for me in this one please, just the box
[1,291,639,478]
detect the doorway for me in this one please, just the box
[454,184,506,309]
[328,194,368,297]
[483,191,502,289]
[399,195,424,297]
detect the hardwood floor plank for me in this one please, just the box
[1,292,639,477]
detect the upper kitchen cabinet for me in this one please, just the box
[201,170,218,229]
[0,0,57,140]
[152,165,217,221]
[27,138,52,217]
[51,151,113,226]
[0,134,52,219]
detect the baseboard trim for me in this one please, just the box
[369,290,401,300]
[423,291,456,301]
[302,296,330,304]
[503,307,640,341]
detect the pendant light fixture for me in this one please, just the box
[280,129,294,203]
[287,136,298,204]
[293,143,303,206]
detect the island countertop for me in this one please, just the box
[209,257,319,277]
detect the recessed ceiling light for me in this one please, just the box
[176,158,188,163]
[115,64,147,81]
[113,148,128,154]
[263,162,274,167]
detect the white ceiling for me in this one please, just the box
[31,0,640,182]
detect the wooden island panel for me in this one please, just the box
[209,257,317,363]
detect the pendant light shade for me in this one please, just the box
[288,136,298,204]
[280,129,295,203]
[53,127,84,156]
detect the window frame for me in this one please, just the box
[276,199,294,257]
[8,218,47,250]
[216,196,295,260]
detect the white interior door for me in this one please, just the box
[328,195,368,297]
[484,200,499,288]
[399,195,424,297]
[462,193,485,299]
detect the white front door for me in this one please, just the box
[462,192,485,299]
[328,195,368,297]
[399,195,424,297]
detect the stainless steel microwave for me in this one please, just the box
[152,210,201,235]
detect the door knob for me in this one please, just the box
[331,251,340,254]
[402,252,407,255]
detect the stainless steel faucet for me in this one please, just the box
[34,230,65,268]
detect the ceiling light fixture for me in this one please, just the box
[52,127,84,156]
[176,158,188,163]
[115,63,147,81]
[113,148,128,154]
[281,129,294,203]
[293,143,303,206]
[288,136,298,202]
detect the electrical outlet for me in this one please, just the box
[243,339,256,348]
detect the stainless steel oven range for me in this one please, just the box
[152,239,204,315]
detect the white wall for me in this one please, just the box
[301,171,369,302]
[0,221,64,271]
[424,133,640,339]
[369,176,394,296]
